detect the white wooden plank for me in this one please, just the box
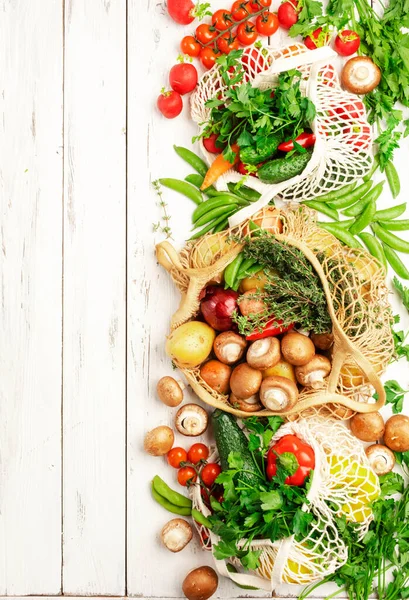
[0,0,63,594]
[63,0,127,594]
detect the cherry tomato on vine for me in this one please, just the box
[277,1,299,28]
[203,133,224,154]
[256,11,279,36]
[157,90,183,119]
[334,30,360,56]
[177,466,197,486]
[237,21,258,45]
[212,9,233,30]
[231,0,253,21]
[201,463,221,487]
[180,35,202,58]
[200,47,219,69]
[217,32,240,54]
[169,63,198,95]
[187,443,209,463]
[167,447,188,468]
[196,23,218,45]
[250,0,272,10]
[304,27,330,50]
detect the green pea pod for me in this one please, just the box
[152,476,192,509]
[237,258,257,278]
[185,174,218,196]
[303,201,339,221]
[192,196,241,223]
[317,222,363,248]
[371,223,409,254]
[358,232,388,271]
[226,564,259,590]
[191,508,213,530]
[349,199,377,235]
[374,203,407,221]
[377,219,409,231]
[239,263,263,279]
[363,155,379,182]
[385,160,400,199]
[328,181,373,209]
[224,253,244,290]
[151,485,192,516]
[159,178,203,206]
[213,218,229,233]
[248,220,261,231]
[313,182,357,203]
[337,219,354,229]
[194,204,239,228]
[174,145,208,177]
[227,182,261,202]
[189,208,236,240]
[343,181,384,217]
[382,243,409,280]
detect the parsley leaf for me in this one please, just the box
[393,277,409,312]
[379,471,405,496]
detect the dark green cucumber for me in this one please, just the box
[258,149,313,184]
[239,134,282,166]
[211,409,260,487]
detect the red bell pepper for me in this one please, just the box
[278,132,316,153]
[266,434,315,486]
[246,319,294,341]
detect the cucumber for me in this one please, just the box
[258,149,313,184]
[239,134,282,166]
[211,409,260,488]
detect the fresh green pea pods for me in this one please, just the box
[377,219,409,231]
[343,181,384,217]
[185,174,218,197]
[173,145,208,177]
[382,243,409,280]
[363,155,379,182]
[224,253,244,290]
[317,222,363,248]
[313,182,357,203]
[190,208,236,240]
[152,476,192,508]
[303,201,339,221]
[191,508,213,529]
[374,203,407,221]
[213,218,229,233]
[385,160,400,199]
[337,219,354,228]
[226,564,259,591]
[151,485,192,516]
[358,232,388,271]
[349,199,377,235]
[195,204,239,228]
[192,196,241,223]
[159,178,203,205]
[328,181,373,209]
[371,223,409,254]
[227,182,261,202]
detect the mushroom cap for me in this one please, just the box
[295,355,332,388]
[281,332,315,366]
[341,56,381,94]
[230,363,262,399]
[384,414,409,452]
[259,375,299,412]
[246,337,281,370]
[182,566,218,600]
[200,360,231,395]
[144,426,175,456]
[157,376,184,407]
[213,331,247,365]
[238,289,268,317]
[311,332,334,351]
[365,444,395,476]
[161,518,193,553]
[350,411,385,442]
[175,404,208,437]
[229,392,263,412]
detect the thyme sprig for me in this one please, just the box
[152,179,173,239]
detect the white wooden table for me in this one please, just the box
[0,0,408,598]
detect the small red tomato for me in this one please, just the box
[201,463,221,487]
[231,0,253,20]
[237,21,258,45]
[335,101,364,120]
[237,161,259,176]
[277,1,299,28]
[212,485,225,504]
[256,11,279,36]
[167,447,188,468]
[304,27,329,50]
[196,23,218,45]
[180,35,202,58]
[177,466,197,486]
[250,0,272,9]
[167,0,195,25]
[157,90,183,119]
[203,133,224,154]
[200,47,219,69]
[217,32,240,54]
[334,29,360,56]
[212,9,233,30]
[242,47,266,74]
[344,124,371,150]
[169,63,198,95]
[187,443,209,464]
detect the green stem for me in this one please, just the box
[203,6,268,49]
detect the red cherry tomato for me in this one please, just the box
[304,27,329,50]
[212,9,233,30]
[157,90,183,119]
[169,63,198,95]
[237,161,260,176]
[201,463,221,487]
[196,23,218,45]
[180,35,202,57]
[203,133,224,154]
[177,466,197,486]
[334,101,364,120]
[334,30,360,56]
[200,47,219,69]
[250,0,272,8]
[277,1,299,28]
[167,0,195,24]
[187,443,209,464]
[237,21,258,45]
[344,124,371,151]
[241,47,266,74]
[217,32,240,54]
[256,11,279,36]
[267,434,315,486]
[231,0,253,21]
[167,447,188,468]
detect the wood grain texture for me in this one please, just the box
[0,0,63,594]
[63,0,127,594]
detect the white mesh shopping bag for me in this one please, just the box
[190,43,374,226]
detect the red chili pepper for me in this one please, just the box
[278,132,316,153]
[246,319,294,341]
[266,434,315,486]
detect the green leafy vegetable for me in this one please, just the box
[393,277,409,312]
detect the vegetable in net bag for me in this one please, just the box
[190,417,380,591]
[156,206,394,419]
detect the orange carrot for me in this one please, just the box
[201,144,240,190]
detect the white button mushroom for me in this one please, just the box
[365,444,395,476]
[175,404,208,436]
[281,332,315,366]
[229,363,262,400]
[161,518,193,553]
[295,355,332,389]
[341,56,381,94]
[213,331,247,365]
[229,392,263,412]
[157,376,184,407]
[259,376,299,412]
[246,337,281,370]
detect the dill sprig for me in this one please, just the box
[152,179,173,239]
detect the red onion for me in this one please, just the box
[200,286,239,332]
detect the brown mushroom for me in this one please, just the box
[259,376,299,412]
[365,444,395,476]
[175,404,208,436]
[144,426,174,456]
[182,566,218,600]
[213,331,247,365]
[295,355,332,389]
[238,289,268,317]
[384,415,409,452]
[161,518,193,552]
[230,363,262,399]
[341,56,381,94]
[281,332,315,366]
[246,337,281,370]
[157,376,184,407]
[310,332,334,351]
[229,392,263,412]
[350,412,385,442]
[200,360,231,394]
